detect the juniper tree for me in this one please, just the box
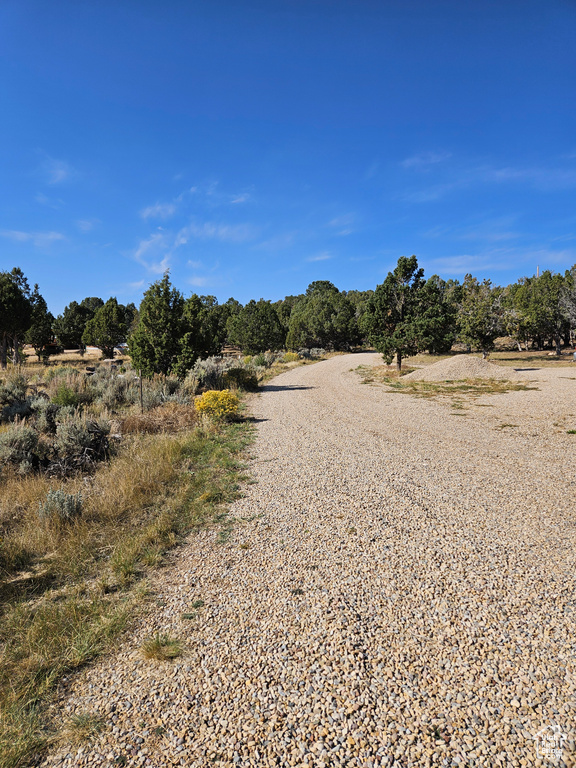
[82,298,127,359]
[361,256,445,369]
[128,273,185,375]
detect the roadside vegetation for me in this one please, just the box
[355,362,537,401]
[0,361,254,768]
[3,260,576,380]
[2,255,576,766]
[0,341,332,767]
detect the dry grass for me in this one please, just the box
[0,409,253,768]
[256,353,332,385]
[119,402,197,434]
[59,713,105,746]
[399,349,576,370]
[140,634,182,661]
[18,347,130,379]
[356,364,537,401]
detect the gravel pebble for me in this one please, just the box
[42,353,575,767]
[403,354,524,380]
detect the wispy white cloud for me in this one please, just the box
[307,251,332,262]
[231,193,250,204]
[257,232,297,251]
[189,276,208,287]
[552,233,576,243]
[403,160,576,203]
[428,245,576,276]
[35,192,64,208]
[480,165,576,191]
[1,229,66,247]
[401,151,452,169]
[401,181,463,203]
[40,156,74,185]
[424,216,522,243]
[364,160,379,180]
[133,233,171,273]
[428,254,503,274]
[77,219,99,232]
[328,213,355,237]
[140,202,177,220]
[177,221,258,243]
[129,279,146,290]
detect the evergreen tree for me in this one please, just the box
[53,297,104,353]
[509,271,568,353]
[286,282,358,350]
[25,285,56,363]
[172,294,231,377]
[422,275,461,354]
[457,275,503,357]
[128,273,185,375]
[0,268,33,368]
[82,297,127,359]
[227,299,284,354]
[361,256,443,369]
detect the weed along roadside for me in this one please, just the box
[0,349,327,767]
[32,350,576,767]
[0,365,254,768]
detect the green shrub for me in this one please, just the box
[30,397,60,434]
[194,390,239,420]
[0,372,31,423]
[38,489,83,521]
[0,373,28,406]
[222,367,259,391]
[53,418,111,472]
[44,365,80,382]
[52,383,81,407]
[253,354,267,368]
[282,352,300,363]
[0,426,42,473]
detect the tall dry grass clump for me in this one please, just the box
[0,364,253,768]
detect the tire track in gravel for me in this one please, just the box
[43,353,575,768]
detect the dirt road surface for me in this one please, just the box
[42,353,575,767]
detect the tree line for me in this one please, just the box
[2,257,576,372]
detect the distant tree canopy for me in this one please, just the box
[128,274,235,376]
[26,285,56,363]
[0,269,34,368]
[227,299,285,355]
[53,297,105,353]
[504,271,568,354]
[0,271,26,367]
[361,256,456,369]
[82,298,128,359]
[3,259,576,376]
[286,281,359,351]
[457,276,503,358]
[172,294,233,377]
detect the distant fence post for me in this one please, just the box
[139,369,143,414]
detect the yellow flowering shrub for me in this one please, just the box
[282,352,300,363]
[194,389,239,420]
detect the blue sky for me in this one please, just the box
[1,0,575,315]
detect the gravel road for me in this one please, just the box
[42,353,575,767]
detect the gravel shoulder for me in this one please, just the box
[42,353,575,768]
